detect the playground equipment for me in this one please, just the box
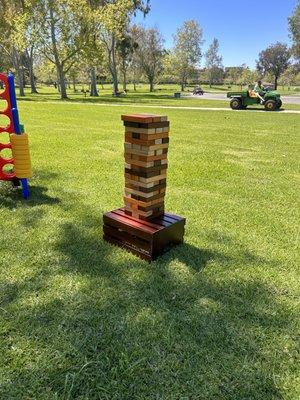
[0,72,32,199]
[103,113,185,261]
[227,89,283,111]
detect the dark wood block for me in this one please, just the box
[127,191,166,202]
[103,208,185,262]
[125,133,169,146]
[125,164,168,173]
[128,132,169,141]
[124,121,170,129]
[125,154,168,164]
[125,181,167,193]
[125,165,167,178]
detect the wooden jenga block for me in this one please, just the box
[121,114,167,123]
[122,114,170,221]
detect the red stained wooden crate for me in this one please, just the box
[103,208,185,261]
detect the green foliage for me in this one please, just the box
[288,0,300,59]
[224,65,247,85]
[279,65,300,87]
[238,68,259,87]
[169,20,204,89]
[131,25,165,92]
[256,42,291,88]
[205,38,223,86]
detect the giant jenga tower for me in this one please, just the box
[123,113,169,220]
[103,114,185,262]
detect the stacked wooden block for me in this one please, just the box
[122,113,169,220]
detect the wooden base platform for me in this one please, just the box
[103,208,185,262]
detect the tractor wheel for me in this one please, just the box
[230,98,242,110]
[276,99,282,109]
[264,100,277,111]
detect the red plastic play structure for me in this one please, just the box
[0,73,15,181]
[0,72,32,198]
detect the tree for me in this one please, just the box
[15,0,40,93]
[288,1,300,60]
[99,0,150,95]
[117,34,137,91]
[256,42,291,89]
[224,65,246,86]
[127,30,143,91]
[171,20,203,91]
[205,38,223,87]
[237,68,258,88]
[133,25,164,92]
[35,0,92,99]
[279,65,299,90]
[0,0,27,96]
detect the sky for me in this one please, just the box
[134,0,297,68]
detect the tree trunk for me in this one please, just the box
[72,76,76,93]
[49,6,67,99]
[123,70,127,91]
[12,48,25,97]
[17,67,25,97]
[57,65,67,99]
[56,71,61,92]
[27,47,38,94]
[110,37,119,95]
[274,76,278,90]
[133,81,137,91]
[90,67,99,96]
[181,82,184,91]
[111,68,118,94]
[149,79,154,92]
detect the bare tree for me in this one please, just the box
[205,38,223,87]
[133,25,164,92]
[171,20,203,91]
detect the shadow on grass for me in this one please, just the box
[1,204,297,399]
[17,92,188,105]
[0,170,61,210]
[0,184,60,209]
[243,107,287,112]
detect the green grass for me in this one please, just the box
[0,101,299,399]
[16,84,300,111]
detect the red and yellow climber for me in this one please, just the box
[0,72,32,199]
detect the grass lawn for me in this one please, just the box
[0,101,299,399]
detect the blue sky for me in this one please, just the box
[134,0,297,68]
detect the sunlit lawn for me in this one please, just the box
[0,101,299,399]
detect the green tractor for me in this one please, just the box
[227,89,282,111]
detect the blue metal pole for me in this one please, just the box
[8,73,30,199]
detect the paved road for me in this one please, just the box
[191,92,300,104]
